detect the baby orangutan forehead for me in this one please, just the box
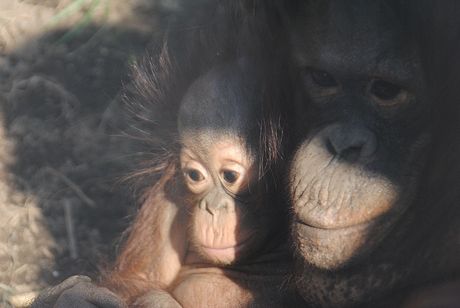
[177,61,262,145]
[180,129,251,158]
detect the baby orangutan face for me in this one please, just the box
[180,132,268,265]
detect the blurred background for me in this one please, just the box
[0,0,187,306]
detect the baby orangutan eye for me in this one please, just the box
[222,170,238,183]
[186,169,204,182]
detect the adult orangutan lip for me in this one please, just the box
[295,220,371,239]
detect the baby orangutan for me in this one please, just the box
[30,60,294,308]
[132,60,294,307]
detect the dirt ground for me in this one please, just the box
[0,0,183,306]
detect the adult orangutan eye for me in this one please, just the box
[186,169,204,182]
[308,68,338,88]
[223,170,238,183]
[371,80,402,100]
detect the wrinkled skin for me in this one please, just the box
[290,0,430,270]
[287,1,460,307]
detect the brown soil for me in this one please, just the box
[0,0,181,306]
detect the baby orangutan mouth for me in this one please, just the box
[201,243,246,263]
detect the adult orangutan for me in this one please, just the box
[286,0,460,307]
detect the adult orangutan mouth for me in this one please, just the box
[294,220,371,240]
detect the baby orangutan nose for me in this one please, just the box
[200,190,235,214]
